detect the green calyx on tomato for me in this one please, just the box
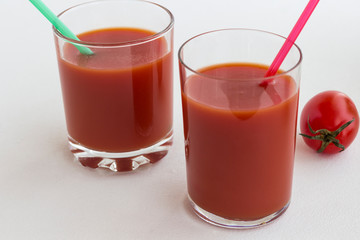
[300,117,355,153]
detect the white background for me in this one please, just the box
[1,0,360,239]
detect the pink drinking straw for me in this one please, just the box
[262,0,320,85]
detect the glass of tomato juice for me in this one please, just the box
[178,29,302,228]
[53,0,174,172]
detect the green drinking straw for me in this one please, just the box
[29,0,93,55]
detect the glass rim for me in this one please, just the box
[53,0,174,48]
[178,28,303,82]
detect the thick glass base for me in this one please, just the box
[68,131,173,172]
[188,196,290,229]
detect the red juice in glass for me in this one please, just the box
[54,0,174,172]
[179,29,302,228]
[182,63,299,220]
[58,28,173,153]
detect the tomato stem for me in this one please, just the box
[299,117,355,153]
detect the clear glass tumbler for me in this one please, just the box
[178,29,302,228]
[53,0,174,172]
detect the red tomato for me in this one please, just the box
[300,91,359,153]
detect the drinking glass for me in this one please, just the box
[53,0,174,172]
[178,28,302,228]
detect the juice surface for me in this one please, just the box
[182,63,299,220]
[57,28,173,152]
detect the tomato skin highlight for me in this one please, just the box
[300,91,359,153]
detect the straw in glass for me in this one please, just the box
[29,0,93,55]
[262,0,320,85]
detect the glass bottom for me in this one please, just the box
[68,131,173,172]
[188,195,290,229]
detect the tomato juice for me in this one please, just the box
[57,28,173,153]
[181,63,299,220]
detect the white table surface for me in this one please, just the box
[1,0,360,239]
